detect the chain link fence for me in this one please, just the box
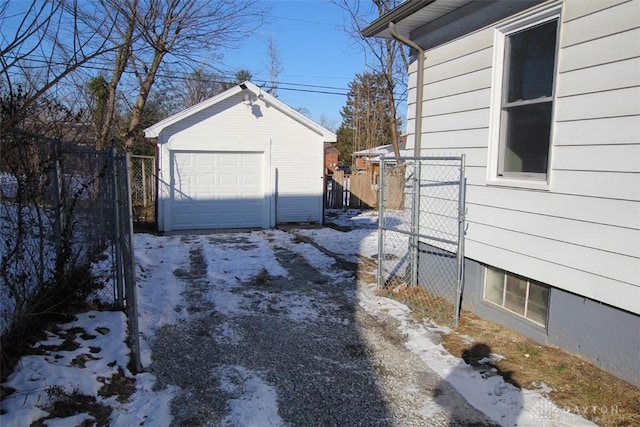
[130,155,155,225]
[377,156,466,327]
[1,130,140,371]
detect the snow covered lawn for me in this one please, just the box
[0,210,595,426]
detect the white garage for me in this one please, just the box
[144,81,336,232]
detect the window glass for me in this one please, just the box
[504,274,527,315]
[485,266,505,305]
[507,21,558,102]
[503,102,553,174]
[527,281,550,325]
[484,266,550,327]
[496,17,558,180]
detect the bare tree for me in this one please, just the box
[172,69,226,109]
[265,35,283,97]
[334,0,408,158]
[319,114,337,132]
[0,1,115,134]
[88,0,140,149]
[88,0,266,150]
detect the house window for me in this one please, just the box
[484,266,550,326]
[493,9,560,181]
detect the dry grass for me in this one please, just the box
[383,287,640,426]
[379,284,456,327]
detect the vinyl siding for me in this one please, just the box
[407,0,640,314]
[157,92,324,229]
[271,131,324,224]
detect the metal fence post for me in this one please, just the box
[455,154,467,327]
[121,152,142,372]
[377,159,386,289]
[111,146,124,309]
[410,160,421,287]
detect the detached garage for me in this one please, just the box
[144,81,336,232]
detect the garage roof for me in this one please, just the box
[144,81,337,141]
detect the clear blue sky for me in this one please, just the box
[223,0,371,131]
[2,0,379,132]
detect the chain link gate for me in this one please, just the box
[377,156,466,327]
[130,155,156,224]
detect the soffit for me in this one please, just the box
[362,0,474,39]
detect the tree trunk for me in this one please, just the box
[123,49,164,150]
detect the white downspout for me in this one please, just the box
[389,22,425,289]
[389,22,424,156]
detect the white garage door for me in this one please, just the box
[170,151,265,230]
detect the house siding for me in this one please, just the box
[406,0,640,316]
[400,0,639,384]
[156,91,325,229]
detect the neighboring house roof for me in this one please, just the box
[144,81,337,141]
[353,144,395,157]
[324,143,340,154]
[353,142,410,163]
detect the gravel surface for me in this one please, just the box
[149,231,495,426]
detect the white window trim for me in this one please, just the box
[486,2,563,190]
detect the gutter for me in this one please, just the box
[389,22,424,156]
[362,0,436,38]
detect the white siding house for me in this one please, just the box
[364,0,640,385]
[144,82,336,231]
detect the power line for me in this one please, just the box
[276,87,347,96]
[3,54,411,99]
[2,54,350,95]
[263,81,348,91]
[270,15,337,27]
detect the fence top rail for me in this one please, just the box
[131,155,155,160]
[380,225,459,247]
[381,155,464,162]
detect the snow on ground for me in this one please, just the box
[0,209,595,426]
[216,365,284,427]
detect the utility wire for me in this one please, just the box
[3,54,351,95]
[270,15,338,27]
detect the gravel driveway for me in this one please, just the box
[148,229,494,426]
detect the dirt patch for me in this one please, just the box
[32,391,112,427]
[98,368,136,403]
[385,288,640,427]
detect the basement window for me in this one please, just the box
[484,266,550,327]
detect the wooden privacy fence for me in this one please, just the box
[325,169,404,209]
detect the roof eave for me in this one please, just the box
[361,0,436,38]
[144,81,336,142]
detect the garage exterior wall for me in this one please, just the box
[155,91,327,231]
